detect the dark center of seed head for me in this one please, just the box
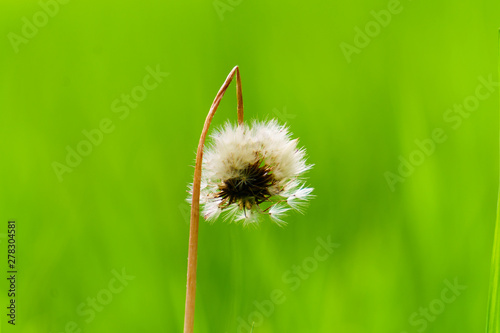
[217,161,275,209]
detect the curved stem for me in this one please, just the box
[183,66,244,333]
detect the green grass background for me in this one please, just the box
[0,0,499,332]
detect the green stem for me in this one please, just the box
[485,31,500,333]
[486,202,500,332]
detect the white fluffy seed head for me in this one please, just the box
[188,119,314,226]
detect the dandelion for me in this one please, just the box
[190,120,313,226]
[183,66,314,333]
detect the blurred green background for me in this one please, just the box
[0,0,498,332]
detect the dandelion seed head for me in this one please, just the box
[189,119,314,225]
